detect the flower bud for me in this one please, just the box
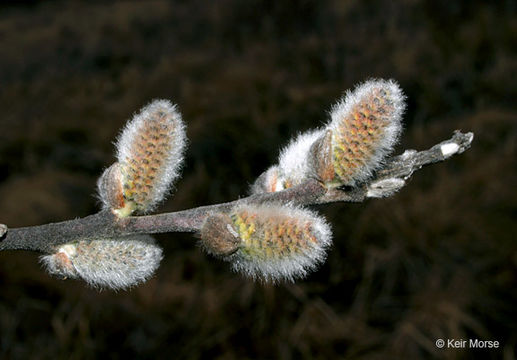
[250,166,281,194]
[40,235,163,290]
[276,129,325,189]
[251,130,324,194]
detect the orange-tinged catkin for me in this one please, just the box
[98,99,186,216]
[201,203,332,282]
[329,79,405,186]
[250,79,405,194]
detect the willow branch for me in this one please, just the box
[0,131,473,254]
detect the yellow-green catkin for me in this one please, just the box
[201,203,332,282]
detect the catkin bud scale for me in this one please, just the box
[97,162,134,216]
[200,213,241,256]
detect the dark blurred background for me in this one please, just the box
[0,1,515,359]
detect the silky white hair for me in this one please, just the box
[41,235,163,290]
[227,202,332,283]
[277,129,324,187]
[252,78,406,193]
[328,79,405,185]
[113,99,187,213]
[251,130,324,194]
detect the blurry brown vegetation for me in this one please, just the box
[0,1,516,359]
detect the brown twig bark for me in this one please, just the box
[0,131,473,254]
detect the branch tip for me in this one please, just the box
[454,130,474,152]
[436,131,473,158]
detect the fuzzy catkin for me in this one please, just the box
[251,130,324,194]
[40,235,163,290]
[329,79,405,185]
[201,203,332,282]
[100,99,186,215]
[276,129,325,189]
[251,79,405,193]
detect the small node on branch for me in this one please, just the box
[366,178,406,198]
